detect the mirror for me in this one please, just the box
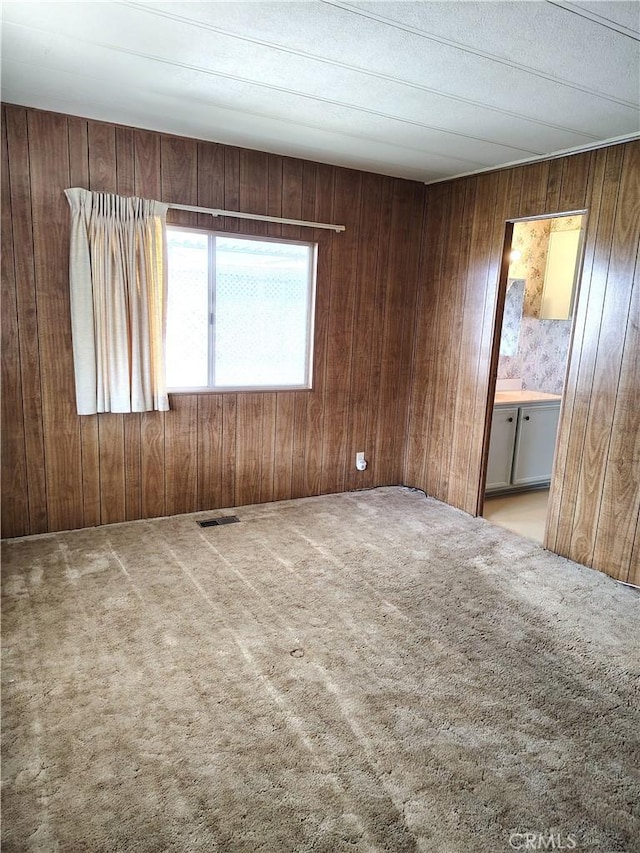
[540,228,583,320]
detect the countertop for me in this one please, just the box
[494,390,562,406]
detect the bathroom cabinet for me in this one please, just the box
[540,228,583,320]
[486,399,561,493]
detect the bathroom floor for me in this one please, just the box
[483,489,549,544]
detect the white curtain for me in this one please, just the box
[65,188,170,415]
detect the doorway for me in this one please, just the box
[481,211,586,544]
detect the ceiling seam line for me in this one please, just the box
[321,0,639,110]
[545,0,640,41]
[3,59,490,173]
[2,23,544,157]
[117,0,602,142]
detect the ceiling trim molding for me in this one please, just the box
[424,132,640,185]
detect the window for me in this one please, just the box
[166,228,317,391]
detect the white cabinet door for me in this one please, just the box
[512,403,561,486]
[486,407,518,491]
[540,229,582,319]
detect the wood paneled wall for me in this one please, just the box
[1,104,424,539]
[2,104,638,585]
[404,141,640,585]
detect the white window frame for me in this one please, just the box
[166,226,317,393]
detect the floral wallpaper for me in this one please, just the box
[507,219,550,316]
[499,279,525,357]
[497,215,584,395]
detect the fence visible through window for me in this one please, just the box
[166,229,317,392]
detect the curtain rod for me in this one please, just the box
[167,202,345,233]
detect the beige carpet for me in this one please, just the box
[2,487,639,852]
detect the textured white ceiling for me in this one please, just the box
[2,1,639,182]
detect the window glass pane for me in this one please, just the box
[214,237,311,387]
[166,230,209,388]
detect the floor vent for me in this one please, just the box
[197,516,240,528]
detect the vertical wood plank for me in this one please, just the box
[239,148,268,233]
[283,159,313,499]
[389,181,425,485]
[134,129,165,520]
[116,125,141,520]
[448,171,500,512]
[363,176,394,491]
[162,133,199,232]
[233,150,268,506]
[304,164,334,496]
[88,121,126,526]
[272,394,295,502]
[220,148,241,507]
[545,149,610,552]
[5,106,48,534]
[271,158,304,500]
[259,394,277,504]
[552,146,625,557]
[266,154,283,239]
[291,172,317,496]
[28,109,84,532]
[223,147,240,233]
[320,168,360,495]
[161,135,198,205]
[438,178,480,502]
[197,395,223,512]
[591,257,639,578]
[404,181,442,490]
[165,395,199,516]
[426,182,461,500]
[161,135,199,517]
[197,141,225,210]
[569,142,640,566]
[518,160,550,217]
[134,129,162,199]
[292,160,318,498]
[344,172,383,492]
[545,158,563,212]
[558,151,591,213]
[222,395,237,508]
[95,413,125,526]
[1,108,29,537]
[504,166,523,221]
[370,178,395,485]
[115,126,135,196]
[281,157,303,241]
[467,167,516,514]
[67,116,101,529]
[123,414,142,523]
[140,412,165,520]
[259,153,284,500]
[375,180,416,487]
[88,121,118,192]
[235,394,263,507]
